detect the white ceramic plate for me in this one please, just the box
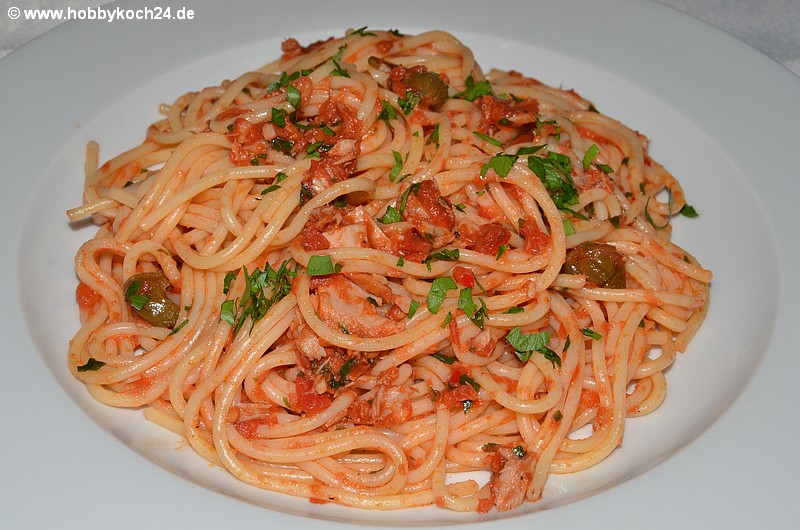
[2,0,798,527]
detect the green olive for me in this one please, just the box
[408,71,449,110]
[563,242,626,289]
[124,271,180,328]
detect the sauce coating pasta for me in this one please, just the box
[67,28,711,512]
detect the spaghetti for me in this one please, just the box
[67,28,712,512]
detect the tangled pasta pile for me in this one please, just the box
[67,28,711,512]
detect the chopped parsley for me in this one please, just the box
[527,151,579,211]
[380,205,403,224]
[453,73,493,101]
[306,255,342,276]
[582,144,600,171]
[426,277,457,314]
[77,358,105,372]
[407,299,420,318]
[327,358,357,389]
[389,150,404,182]
[423,248,460,270]
[398,90,420,114]
[349,26,376,37]
[457,287,488,330]
[581,328,603,340]
[432,353,457,364]
[220,260,296,335]
[480,153,517,178]
[506,326,561,367]
[459,373,481,393]
[473,131,504,147]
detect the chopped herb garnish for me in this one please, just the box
[306,255,341,276]
[398,182,421,213]
[459,374,480,393]
[271,107,287,128]
[128,293,149,311]
[609,215,622,229]
[645,188,674,229]
[389,150,404,182]
[350,26,376,37]
[680,204,699,218]
[462,399,473,414]
[423,248,460,269]
[327,357,357,388]
[481,153,517,178]
[407,299,420,318]
[426,277,457,314]
[380,205,403,224]
[432,353,457,364]
[396,256,405,267]
[305,141,333,159]
[503,306,524,314]
[453,73,493,101]
[170,319,189,335]
[267,70,302,94]
[260,184,281,196]
[285,84,302,108]
[442,311,453,327]
[527,152,579,211]
[329,45,350,77]
[506,326,561,367]
[398,90,420,114]
[377,100,398,126]
[428,123,441,148]
[220,261,297,335]
[220,300,236,326]
[495,244,508,260]
[473,131,504,147]
[77,358,105,372]
[223,271,236,294]
[512,445,527,459]
[582,144,600,171]
[457,287,488,330]
[581,328,603,340]
[271,137,295,154]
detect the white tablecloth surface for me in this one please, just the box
[2,0,800,77]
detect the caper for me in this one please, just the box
[124,271,180,328]
[562,242,626,289]
[408,71,449,110]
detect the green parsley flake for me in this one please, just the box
[426,277,457,314]
[77,358,106,372]
[306,255,341,276]
[582,144,600,171]
[506,326,561,367]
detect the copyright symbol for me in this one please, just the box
[8,6,21,19]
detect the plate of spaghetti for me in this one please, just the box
[2,0,798,528]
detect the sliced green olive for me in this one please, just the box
[123,271,180,328]
[408,71,449,110]
[562,242,626,288]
